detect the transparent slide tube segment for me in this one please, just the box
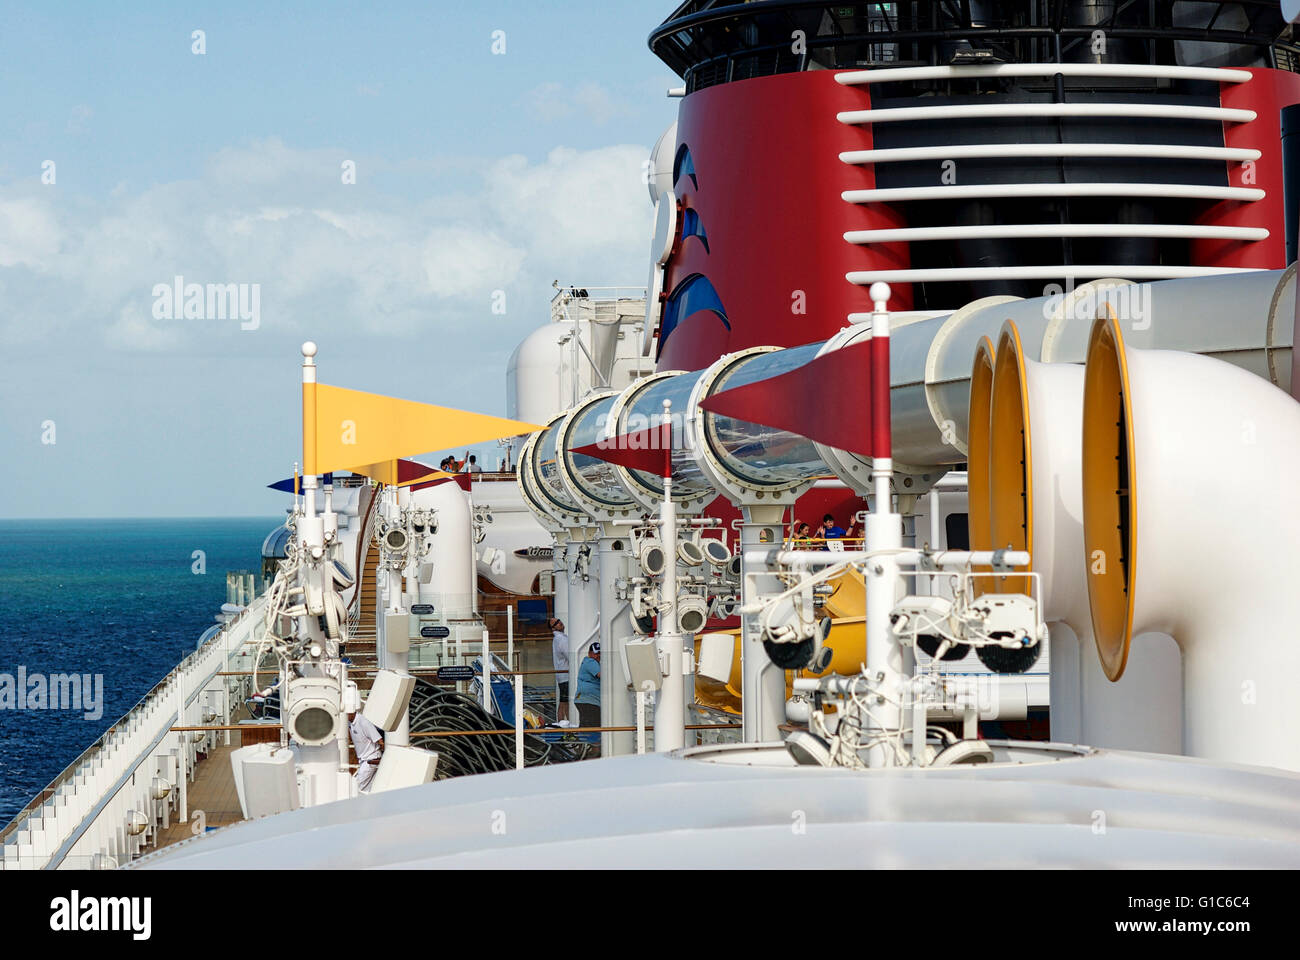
[705,341,829,487]
[533,425,582,513]
[618,370,714,500]
[564,395,635,508]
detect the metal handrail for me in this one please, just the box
[548,285,647,324]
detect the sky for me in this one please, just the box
[0,1,681,517]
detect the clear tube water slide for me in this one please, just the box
[523,270,1295,518]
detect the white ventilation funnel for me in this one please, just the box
[1083,314,1300,770]
[975,320,1181,751]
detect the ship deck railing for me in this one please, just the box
[548,285,648,325]
[0,593,269,870]
[653,1,1300,90]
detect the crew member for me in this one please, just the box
[347,707,385,792]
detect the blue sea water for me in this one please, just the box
[0,517,279,827]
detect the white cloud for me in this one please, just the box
[0,195,61,268]
[522,81,631,126]
[104,300,184,352]
[0,138,653,353]
[203,137,349,193]
[421,226,525,299]
[524,82,570,122]
[573,83,628,125]
[486,145,650,265]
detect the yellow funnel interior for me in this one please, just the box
[967,335,996,557]
[1081,312,1138,681]
[988,323,1033,594]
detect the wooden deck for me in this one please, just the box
[153,736,248,850]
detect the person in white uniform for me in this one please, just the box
[347,709,385,792]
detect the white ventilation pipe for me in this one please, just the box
[1083,315,1300,771]
[974,320,1181,752]
[409,479,475,619]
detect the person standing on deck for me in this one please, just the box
[575,642,601,755]
[550,617,570,722]
[820,514,846,539]
[347,708,384,792]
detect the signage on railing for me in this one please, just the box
[420,625,451,639]
[514,546,554,560]
[436,665,476,681]
[411,604,435,615]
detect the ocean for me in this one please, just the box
[0,517,279,826]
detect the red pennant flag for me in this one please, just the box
[571,422,672,478]
[699,340,875,458]
[408,465,473,493]
[397,459,439,485]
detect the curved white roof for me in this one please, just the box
[131,742,1300,869]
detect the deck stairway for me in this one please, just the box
[345,485,380,683]
[352,552,378,644]
[347,484,379,645]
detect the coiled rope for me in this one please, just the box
[407,678,577,778]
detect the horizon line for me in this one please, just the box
[0,514,285,522]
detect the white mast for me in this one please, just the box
[861,284,903,768]
[655,398,685,751]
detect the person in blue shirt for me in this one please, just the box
[820,513,846,539]
[575,642,602,752]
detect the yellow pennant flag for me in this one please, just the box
[303,382,543,476]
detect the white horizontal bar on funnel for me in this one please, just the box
[842,182,1264,204]
[839,143,1261,165]
[834,62,1253,86]
[837,102,1256,125]
[845,265,1262,285]
[843,223,1270,244]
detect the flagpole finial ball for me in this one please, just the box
[301,341,318,359]
[869,282,891,308]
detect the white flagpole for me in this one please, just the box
[862,284,903,768]
[655,399,685,751]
